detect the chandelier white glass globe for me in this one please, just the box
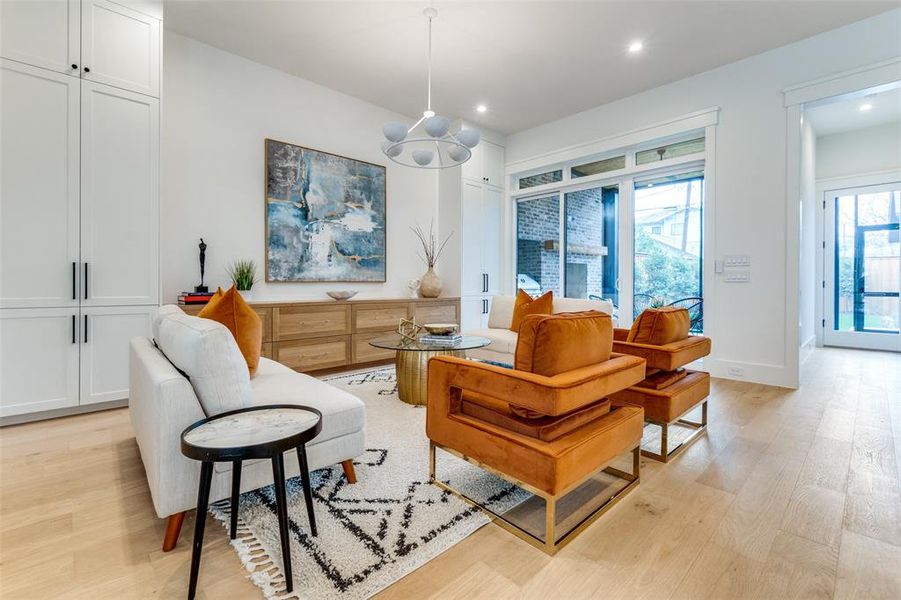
[381,7,481,169]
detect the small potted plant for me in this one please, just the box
[227,259,257,300]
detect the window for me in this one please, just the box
[634,172,704,331]
[571,155,626,178]
[519,170,562,190]
[516,194,560,296]
[635,138,705,165]
[564,185,618,304]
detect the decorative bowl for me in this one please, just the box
[326,290,358,301]
[423,323,458,335]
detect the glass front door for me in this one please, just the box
[824,184,901,351]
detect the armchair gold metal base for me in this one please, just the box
[428,443,640,555]
[642,400,708,463]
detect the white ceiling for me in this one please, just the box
[807,86,901,136]
[164,1,898,134]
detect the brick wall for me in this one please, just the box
[516,189,608,297]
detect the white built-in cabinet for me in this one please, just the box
[0,0,161,419]
[441,135,505,331]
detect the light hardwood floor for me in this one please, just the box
[1,347,899,599]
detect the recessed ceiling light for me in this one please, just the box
[628,40,643,53]
[476,104,487,113]
[859,103,873,112]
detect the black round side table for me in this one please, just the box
[180,404,323,599]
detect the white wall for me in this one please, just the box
[799,116,817,357]
[816,122,901,180]
[506,9,901,387]
[161,32,439,303]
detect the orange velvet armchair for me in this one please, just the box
[426,311,647,554]
[609,307,712,462]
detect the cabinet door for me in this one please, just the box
[81,0,160,97]
[80,305,153,405]
[0,308,79,417]
[461,182,484,296]
[81,82,159,306]
[482,141,506,189]
[461,142,483,183]
[0,0,80,75]
[481,187,504,295]
[459,296,484,332]
[1,61,80,308]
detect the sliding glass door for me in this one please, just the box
[824,184,900,351]
[633,172,704,331]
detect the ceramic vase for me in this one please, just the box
[419,268,442,298]
[237,288,253,301]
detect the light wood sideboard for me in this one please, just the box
[182,297,460,373]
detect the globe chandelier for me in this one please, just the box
[381,7,481,169]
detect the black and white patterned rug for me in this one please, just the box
[209,367,528,599]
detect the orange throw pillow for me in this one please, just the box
[199,286,263,377]
[627,307,690,345]
[509,289,553,332]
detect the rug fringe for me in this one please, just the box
[209,502,300,599]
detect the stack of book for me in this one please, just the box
[420,334,463,345]
[177,291,214,305]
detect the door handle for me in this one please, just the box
[83,314,88,344]
[72,315,76,344]
[485,273,489,292]
[84,262,89,300]
[72,262,76,300]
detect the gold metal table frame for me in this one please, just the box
[428,442,641,555]
[395,348,466,405]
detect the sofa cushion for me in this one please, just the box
[460,390,611,442]
[510,289,553,332]
[514,311,613,377]
[627,307,690,345]
[487,295,516,330]
[155,311,252,416]
[249,360,365,445]
[553,297,614,316]
[468,327,518,355]
[152,304,184,342]
[199,286,262,377]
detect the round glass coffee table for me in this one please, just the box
[369,334,491,405]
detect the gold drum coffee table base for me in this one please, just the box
[395,349,466,405]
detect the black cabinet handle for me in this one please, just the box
[72,315,76,344]
[71,63,78,70]
[486,273,489,292]
[72,262,76,299]
[84,262,88,299]
[83,66,90,73]
[84,314,88,344]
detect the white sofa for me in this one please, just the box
[129,306,366,550]
[466,295,615,365]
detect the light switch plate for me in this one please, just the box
[724,254,751,267]
[724,271,751,283]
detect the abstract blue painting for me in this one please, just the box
[265,138,386,282]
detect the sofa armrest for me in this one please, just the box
[129,338,206,519]
[612,335,711,371]
[427,354,645,417]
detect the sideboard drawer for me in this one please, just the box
[275,336,350,371]
[412,302,458,325]
[275,305,350,340]
[353,303,409,333]
[352,332,396,364]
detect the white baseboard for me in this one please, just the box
[705,358,798,389]
[0,399,128,427]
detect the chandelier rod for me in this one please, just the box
[426,11,433,112]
